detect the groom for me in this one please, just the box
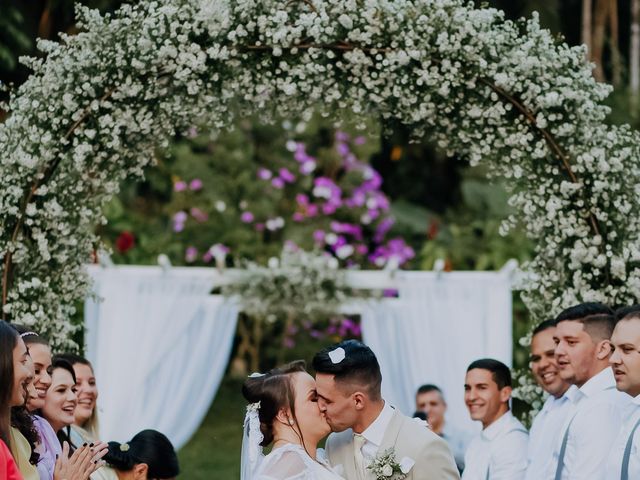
[313,340,460,479]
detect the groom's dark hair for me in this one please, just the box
[312,340,382,400]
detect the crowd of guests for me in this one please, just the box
[0,320,180,480]
[415,302,640,479]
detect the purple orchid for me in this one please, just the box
[240,211,255,223]
[279,168,296,183]
[257,168,272,180]
[189,179,203,191]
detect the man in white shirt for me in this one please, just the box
[550,303,631,480]
[313,340,460,480]
[462,358,528,480]
[606,306,640,479]
[416,384,472,473]
[525,320,573,480]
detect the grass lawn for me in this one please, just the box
[178,376,245,479]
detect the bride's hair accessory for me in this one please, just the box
[248,372,265,378]
[19,331,39,338]
[328,346,346,364]
[119,442,130,452]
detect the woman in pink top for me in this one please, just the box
[0,438,23,480]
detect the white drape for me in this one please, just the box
[84,266,238,449]
[361,270,512,433]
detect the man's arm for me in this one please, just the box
[412,435,460,480]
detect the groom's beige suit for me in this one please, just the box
[325,408,460,480]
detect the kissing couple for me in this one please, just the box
[241,340,459,480]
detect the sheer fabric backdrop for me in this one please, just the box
[84,266,238,448]
[361,271,512,433]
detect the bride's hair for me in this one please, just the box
[242,360,307,446]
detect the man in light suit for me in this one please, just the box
[313,340,459,480]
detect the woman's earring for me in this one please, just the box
[288,419,294,425]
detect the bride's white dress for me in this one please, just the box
[254,444,344,480]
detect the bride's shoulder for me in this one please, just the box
[255,444,312,479]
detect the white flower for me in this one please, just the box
[338,14,353,30]
[381,464,393,477]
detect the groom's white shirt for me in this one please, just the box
[358,401,395,463]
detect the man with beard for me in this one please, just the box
[525,320,572,479]
[550,303,631,480]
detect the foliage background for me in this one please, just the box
[2,1,640,477]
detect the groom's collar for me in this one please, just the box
[358,401,395,448]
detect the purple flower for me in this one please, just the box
[313,230,326,244]
[240,211,255,223]
[187,126,199,138]
[335,131,349,142]
[361,168,383,191]
[330,221,363,240]
[279,168,296,183]
[369,238,415,268]
[202,251,213,263]
[174,181,187,192]
[255,223,265,232]
[294,144,315,164]
[185,246,198,263]
[189,179,203,191]
[172,211,188,232]
[271,177,285,189]
[337,142,350,156]
[346,190,366,208]
[173,211,188,223]
[354,136,366,145]
[374,217,395,243]
[257,168,272,180]
[300,160,316,175]
[293,212,304,222]
[355,244,369,255]
[283,337,296,349]
[309,330,323,339]
[190,207,209,223]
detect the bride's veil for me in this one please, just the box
[241,402,265,480]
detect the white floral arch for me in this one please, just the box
[1,0,639,376]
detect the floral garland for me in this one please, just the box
[0,0,639,412]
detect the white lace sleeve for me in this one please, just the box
[254,446,317,480]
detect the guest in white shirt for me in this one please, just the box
[525,319,573,480]
[416,384,472,473]
[551,302,630,480]
[462,358,528,480]
[606,306,640,479]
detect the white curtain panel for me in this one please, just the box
[361,271,512,433]
[84,266,238,449]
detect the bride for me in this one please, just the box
[241,360,344,480]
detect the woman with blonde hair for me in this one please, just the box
[54,354,100,445]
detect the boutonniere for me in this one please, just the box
[367,448,414,479]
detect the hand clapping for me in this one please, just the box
[54,441,108,480]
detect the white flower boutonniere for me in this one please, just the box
[367,449,413,479]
